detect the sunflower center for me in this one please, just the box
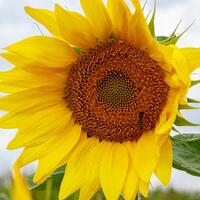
[64,41,169,143]
[96,71,134,108]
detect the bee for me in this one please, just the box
[138,112,143,129]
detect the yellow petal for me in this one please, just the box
[0,86,63,111]
[7,105,72,148]
[123,142,139,200]
[1,52,32,67]
[0,68,66,92]
[171,47,190,87]
[59,135,98,199]
[134,132,165,182]
[155,89,179,135]
[55,5,96,49]
[16,119,74,168]
[79,181,100,200]
[107,0,131,40]
[155,137,172,186]
[79,143,102,200]
[154,45,190,88]
[34,123,81,183]
[5,36,78,68]
[0,99,67,129]
[80,0,112,43]
[12,162,32,200]
[25,7,61,38]
[1,52,66,73]
[149,43,174,72]
[0,82,26,93]
[100,142,129,200]
[128,0,153,49]
[139,180,150,198]
[0,104,55,129]
[181,48,200,73]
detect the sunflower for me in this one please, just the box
[1,0,200,199]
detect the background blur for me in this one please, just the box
[0,0,200,197]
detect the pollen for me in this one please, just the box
[64,41,169,143]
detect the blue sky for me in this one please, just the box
[0,0,200,191]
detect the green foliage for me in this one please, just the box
[31,168,65,200]
[0,178,11,200]
[31,167,106,200]
[142,188,200,200]
[172,134,200,176]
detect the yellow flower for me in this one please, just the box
[1,0,200,199]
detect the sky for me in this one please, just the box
[0,0,200,192]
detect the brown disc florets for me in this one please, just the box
[64,41,169,143]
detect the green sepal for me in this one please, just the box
[187,98,200,103]
[191,80,200,87]
[148,0,156,37]
[172,134,200,176]
[172,126,180,133]
[178,104,199,110]
[145,10,152,21]
[169,20,182,38]
[160,21,194,45]
[156,20,181,43]
[174,115,199,126]
[142,0,148,10]
[74,47,82,54]
[156,36,169,42]
[159,36,177,45]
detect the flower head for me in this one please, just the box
[1,0,200,199]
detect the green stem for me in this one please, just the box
[45,178,53,200]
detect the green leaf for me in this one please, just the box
[174,116,199,126]
[148,0,156,37]
[172,134,200,176]
[31,166,68,200]
[187,98,200,103]
[31,166,65,191]
[31,173,64,191]
[191,80,200,87]
[91,190,106,200]
[31,173,65,200]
